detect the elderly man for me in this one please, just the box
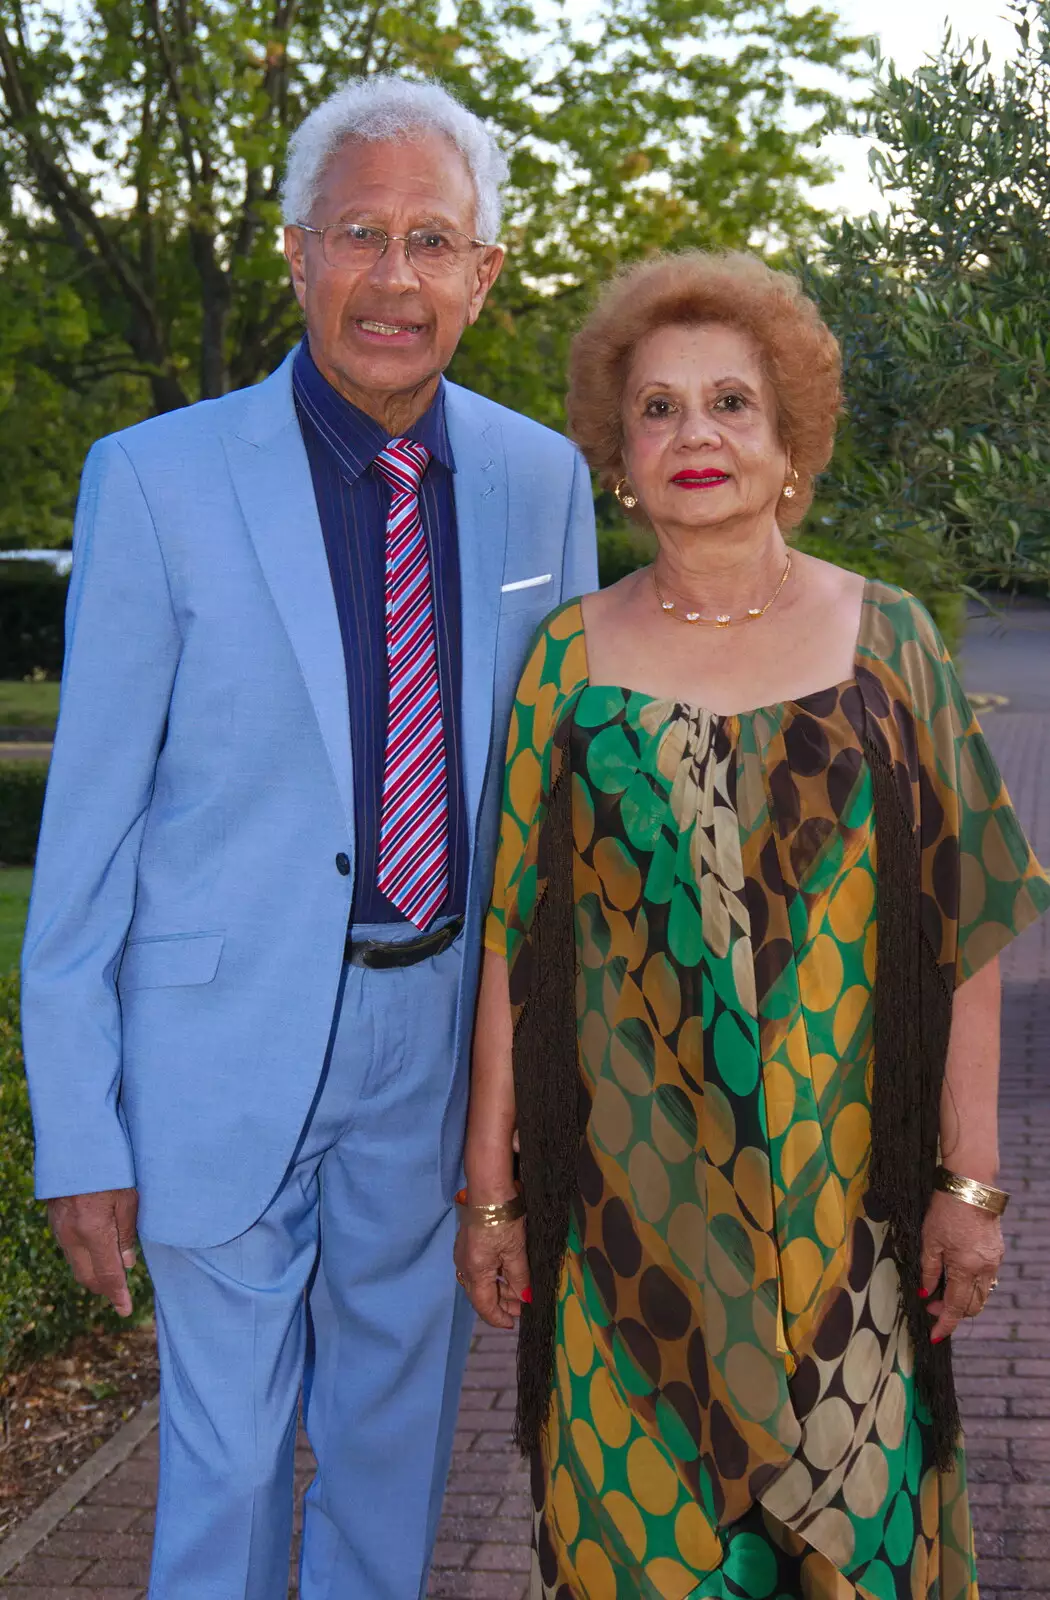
[21,75,596,1598]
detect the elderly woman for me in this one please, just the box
[454,251,1050,1599]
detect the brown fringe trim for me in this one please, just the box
[512,721,588,1454]
[866,736,961,1470]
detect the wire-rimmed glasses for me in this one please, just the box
[295,222,494,277]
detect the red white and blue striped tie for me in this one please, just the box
[374,439,449,928]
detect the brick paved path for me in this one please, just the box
[1,705,1047,1599]
[947,712,1050,1600]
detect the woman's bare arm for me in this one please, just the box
[463,951,518,1204]
[454,949,530,1328]
[940,955,1002,1183]
[922,956,1005,1342]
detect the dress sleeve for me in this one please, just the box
[947,660,1050,982]
[898,596,1050,984]
[482,694,531,959]
[483,604,588,963]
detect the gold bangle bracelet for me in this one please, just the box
[455,1187,526,1227]
[934,1165,1010,1217]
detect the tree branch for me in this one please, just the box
[354,0,385,77]
[228,1,301,267]
[143,0,201,188]
[0,22,188,410]
[141,0,230,395]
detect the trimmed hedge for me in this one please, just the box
[0,562,68,680]
[0,763,48,867]
[0,969,151,1372]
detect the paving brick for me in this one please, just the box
[0,1559,92,1588]
[430,1542,473,1570]
[440,1495,503,1518]
[469,1543,532,1573]
[0,1590,145,1599]
[53,1509,140,1537]
[79,1475,156,1511]
[77,1566,149,1591]
[439,1518,531,1546]
[35,1537,152,1566]
[428,1573,527,1599]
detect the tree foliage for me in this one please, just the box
[802,1,1050,591]
[0,0,859,545]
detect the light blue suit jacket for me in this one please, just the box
[21,353,597,1247]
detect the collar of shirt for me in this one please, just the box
[292,336,455,483]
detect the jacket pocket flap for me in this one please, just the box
[119,932,225,990]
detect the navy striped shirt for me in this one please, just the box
[292,338,467,924]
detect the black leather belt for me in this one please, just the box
[344,915,464,969]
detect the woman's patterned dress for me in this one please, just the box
[485,582,1050,1600]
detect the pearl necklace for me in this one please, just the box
[651,553,793,627]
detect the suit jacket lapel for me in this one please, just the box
[224,355,355,836]
[445,382,508,855]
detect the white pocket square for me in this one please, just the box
[501,573,552,593]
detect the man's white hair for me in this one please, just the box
[281,75,509,241]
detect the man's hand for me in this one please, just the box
[47,1189,140,1317]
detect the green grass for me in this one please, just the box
[0,868,31,971]
[0,680,59,730]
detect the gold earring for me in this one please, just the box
[783,467,799,500]
[614,478,638,510]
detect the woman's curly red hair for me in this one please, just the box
[566,250,843,529]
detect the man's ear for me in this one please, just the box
[284,226,308,312]
[466,245,505,326]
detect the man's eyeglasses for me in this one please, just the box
[296,222,493,277]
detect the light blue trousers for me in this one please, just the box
[139,924,475,1599]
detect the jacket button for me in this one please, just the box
[335,852,351,876]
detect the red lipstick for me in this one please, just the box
[671,469,729,487]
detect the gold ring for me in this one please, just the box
[968,1277,998,1315]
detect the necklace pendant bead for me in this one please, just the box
[650,552,792,630]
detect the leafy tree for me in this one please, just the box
[801,1,1050,592]
[0,0,859,545]
[0,226,141,547]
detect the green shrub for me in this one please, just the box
[0,562,68,680]
[597,523,656,588]
[0,969,151,1372]
[0,680,60,731]
[0,763,48,867]
[0,868,32,971]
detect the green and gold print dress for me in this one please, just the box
[484,581,1050,1600]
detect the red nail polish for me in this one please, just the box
[521,1287,533,1305]
[932,1335,945,1345]
[918,1288,930,1300]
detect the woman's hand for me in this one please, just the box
[454,1216,530,1330]
[459,949,527,1328]
[920,1190,1004,1343]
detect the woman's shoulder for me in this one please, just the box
[859,578,951,666]
[513,597,589,707]
[535,595,587,641]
